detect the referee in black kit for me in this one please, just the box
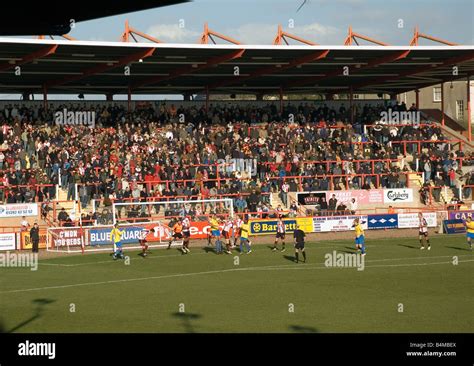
[293,225,306,263]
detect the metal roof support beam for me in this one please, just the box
[121,20,162,43]
[343,26,389,46]
[0,45,58,72]
[285,50,409,89]
[207,49,330,91]
[273,24,318,45]
[199,23,241,44]
[337,52,474,94]
[409,26,458,46]
[131,49,245,89]
[44,48,155,88]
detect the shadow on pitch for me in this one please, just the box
[1,298,56,333]
[172,312,201,333]
[283,255,296,262]
[446,246,471,251]
[202,247,216,254]
[289,325,318,333]
[397,244,418,249]
[339,248,355,254]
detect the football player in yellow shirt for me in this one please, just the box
[464,216,474,251]
[239,218,252,254]
[353,218,366,256]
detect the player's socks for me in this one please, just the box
[302,251,306,262]
[295,252,299,262]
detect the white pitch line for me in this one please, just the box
[2,258,473,295]
[249,259,474,271]
[37,251,472,268]
[37,245,353,267]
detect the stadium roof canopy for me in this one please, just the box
[0,1,189,36]
[0,37,473,97]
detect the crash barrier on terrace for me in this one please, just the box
[425,185,474,205]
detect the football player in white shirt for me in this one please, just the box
[181,216,191,254]
[272,217,286,252]
[221,217,234,254]
[418,212,430,250]
[233,216,243,247]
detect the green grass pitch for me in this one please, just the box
[0,235,473,333]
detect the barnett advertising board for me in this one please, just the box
[21,229,47,250]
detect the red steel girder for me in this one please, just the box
[273,24,317,45]
[44,48,156,88]
[409,26,458,46]
[0,45,58,72]
[200,23,241,45]
[207,49,330,91]
[343,26,389,46]
[285,50,410,89]
[131,49,245,89]
[121,20,162,43]
[339,51,474,93]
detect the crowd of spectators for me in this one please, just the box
[0,100,469,216]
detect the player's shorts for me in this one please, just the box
[211,229,220,237]
[295,241,305,250]
[355,235,365,245]
[240,237,249,244]
[222,230,230,239]
[467,232,474,239]
[173,232,183,239]
[276,232,285,240]
[183,230,190,238]
[418,231,428,237]
[114,241,122,248]
[139,239,147,246]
